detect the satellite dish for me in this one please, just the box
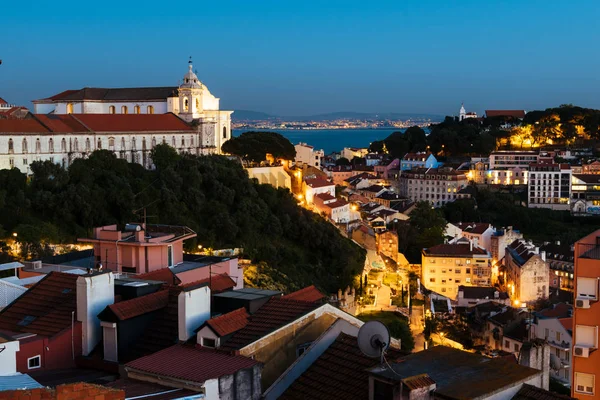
[358,321,390,360]
[550,353,562,371]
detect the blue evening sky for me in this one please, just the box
[1,0,599,116]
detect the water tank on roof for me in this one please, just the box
[125,224,142,232]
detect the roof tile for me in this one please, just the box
[205,308,249,337]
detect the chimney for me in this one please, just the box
[473,238,479,248]
[77,272,115,356]
[519,341,550,391]
[470,240,473,252]
[178,285,211,342]
[494,291,499,299]
[540,251,546,262]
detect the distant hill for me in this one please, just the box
[232,109,443,122]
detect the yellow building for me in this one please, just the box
[422,241,492,299]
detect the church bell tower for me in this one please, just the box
[178,58,203,122]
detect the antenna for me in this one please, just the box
[357,320,390,364]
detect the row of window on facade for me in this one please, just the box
[66,104,155,115]
[6,134,215,154]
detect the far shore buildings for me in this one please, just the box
[0,61,232,174]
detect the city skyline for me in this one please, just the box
[1,0,600,116]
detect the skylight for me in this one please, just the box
[17,316,37,326]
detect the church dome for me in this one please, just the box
[180,60,202,89]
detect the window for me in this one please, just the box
[109,105,116,114]
[134,105,140,114]
[23,158,28,165]
[455,279,460,284]
[49,138,54,153]
[514,343,519,352]
[35,139,41,153]
[575,372,595,395]
[190,135,194,146]
[465,277,471,283]
[504,340,509,348]
[97,139,102,149]
[184,97,189,112]
[429,278,435,283]
[121,137,126,149]
[172,136,176,146]
[27,355,41,370]
[455,269,461,274]
[181,136,185,147]
[202,337,216,348]
[9,158,14,167]
[131,137,137,150]
[108,137,115,148]
[441,288,446,292]
[466,268,471,274]
[556,332,561,342]
[441,269,447,274]
[8,138,13,153]
[555,348,561,357]
[61,138,67,152]
[196,98,200,111]
[544,328,549,339]
[151,137,156,148]
[296,342,312,357]
[147,105,154,114]
[223,126,227,139]
[22,138,28,154]
[167,245,173,267]
[466,259,471,265]
[85,138,91,151]
[66,103,73,114]
[121,106,128,114]
[575,325,598,348]
[577,277,598,299]
[74,138,79,152]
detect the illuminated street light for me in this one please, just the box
[514,299,520,307]
[12,232,17,238]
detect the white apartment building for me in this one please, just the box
[399,167,468,208]
[489,151,539,169]
[294,142,324,169]
[528,162,572,211]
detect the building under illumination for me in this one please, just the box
[528,162,572,211]
[504,239,549,303]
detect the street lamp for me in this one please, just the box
[12,232,17,238]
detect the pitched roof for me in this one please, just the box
[314,193,336,202]
[125,344,258,384]
[135,268,181,285]
[104,290,169,321]
[204,308,249,337]
[220,297,321,351]
[0,272,79,337]
[282,285,326,302]
[0,118,50,133]
[455,222,492,235]
[459,285,508,300]
[507,240,538,266]
[559,317,572,332]
[0,97,8,105]
[423,243,488,257]
[485,110,526,118]
[537,303,572,319]
[37,87,179,102]
[402,374,436,390]
[489,307,522,326]
[572,174,600,184]
[512,384,575,400]
[181,274,236,293]
[72,113,192,132]
[304,178,334,189]
[280,333,406,400]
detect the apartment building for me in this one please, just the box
[422,241,492,299]
[571,174,600,217]
[294,142,324,169]
[572,230,600,399]
[491,226,524,265]
[528,162,572,211]
[490,151,539,170]
[505,239,549,303]
[399,167,468,208]
[400,152,439,171]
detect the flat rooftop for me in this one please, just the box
[170,256,232,274]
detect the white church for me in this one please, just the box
[459,103,478,121]
[0,60,233,173]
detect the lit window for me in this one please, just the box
[28,355,41,370]
[109,105,116,114]
[147,105,154,114]
[134,105,140,114]
[66,103,73,114]
[575,373,595,395]
[121,106,128,114]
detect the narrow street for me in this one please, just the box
[410,304,426,352]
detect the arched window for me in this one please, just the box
[48,138,54,153]
[35,139,41,153]
[97,138,102,149]
[8,138,13,154]
[67,103,74,114]
[132,137,137,151]
[190,135,194,146]
[223,126,227,139]
[85,138,91,151]
[142,138,147,150]
[134,105,140,114]
[184,98,189,112]
[151,137,156,148]
[121,137,126,149]
[22,139,28,154]
[108,137,115,149]
[181,136,185,147]
[162,136,166,144]
[121,106,128,114]
[73,138,79,152]
[61,138,67,152]
[147,105,154,114]
[171,136,176,146]
[109,105,116,114]
[195,98,200,111]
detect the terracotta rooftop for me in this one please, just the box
[282,285,325,303]
[304,178,334,189]
[135,269,181,285]
[485,110,526,118]
[103,290,169,321]
[203,308,249,337]
[125,344,258,384]
[455,222,492,235]
[314,193,336,202]
[559,317,572,333]
[280,332,406,400]
[512,384,575,400]
[423,243,488,257]
[36,87,179,102]
[0,272,79,337]
[537,303,572,319]
[0,118,50,133]
[220,295,321,351]
[181,274,236,293]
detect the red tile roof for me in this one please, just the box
[304,178,333,189]
[221,297,321,351]
[125,344,258,384]
[37,87,179,102]
[485,110,526,118]
[280,333,405,400]
[0,118,50,133]
[204,308,249,337]
[423,243,488,257]
[455,222,492,235]
[0,97,8,105]
[0,272,79,337]
[315,193,336,202]
[282,285,326,303]
[106,290,169,321]
[559,317,572,332]
[180,274,236,293]
[72,114,192,132]
[538,303,572,319]
[34,114,88,133]
[136,269,181,285]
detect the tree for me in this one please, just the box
[335,157,351,166]
[404,126,427,151]
[351,156,366,166]
[150,143,180,171]
[221,131,296,162]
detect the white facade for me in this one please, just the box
[528,164,572,211]
[341,147,368,161]
[399,168,468,208]
[532,318,572,386]
[295,143,324,169]
[303,180,335,204]
[459,103,477,121]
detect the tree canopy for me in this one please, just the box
[0,147,364,293]
[221,131,296,162]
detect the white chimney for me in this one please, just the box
[77,272,115,356]
[540,251,546,262]
[473,238,479,248]
[494,291,499,299]
[178,285,211,342]
[470,240,473,252]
